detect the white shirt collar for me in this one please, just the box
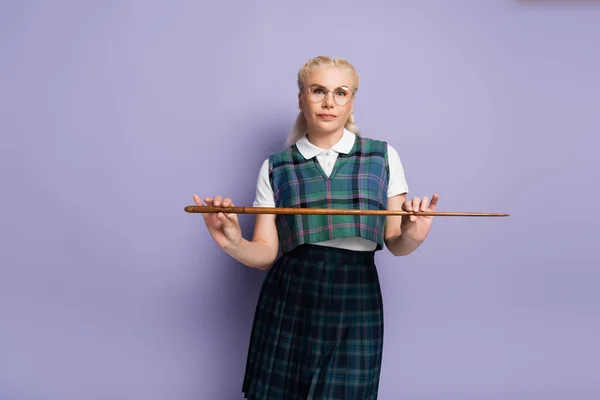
[295,129,356,159]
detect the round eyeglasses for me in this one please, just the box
[303,84,355,106]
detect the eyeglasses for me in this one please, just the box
[303,84,355,106]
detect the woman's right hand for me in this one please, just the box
[193,194,242,250]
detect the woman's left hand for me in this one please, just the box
[400,193,439,242]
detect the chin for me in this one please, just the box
[313,121,345,133]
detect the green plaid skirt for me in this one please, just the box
[242,244,384,400]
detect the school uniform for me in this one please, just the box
[242,129,409,400]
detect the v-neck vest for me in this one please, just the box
[268,137,389,254]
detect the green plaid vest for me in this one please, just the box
[269,137,389,254]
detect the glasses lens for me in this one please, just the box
[334,87,352,105]
[307,85,353,105]
[308,85,326,102]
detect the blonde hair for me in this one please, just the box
[285,56,360,147]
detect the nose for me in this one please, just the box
[322,92,335,108]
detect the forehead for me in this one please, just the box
[304,66,354,88]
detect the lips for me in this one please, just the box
[318,114,337,120]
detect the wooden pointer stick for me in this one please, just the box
[184,205,509,217]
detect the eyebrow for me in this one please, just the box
[308,83,352,89]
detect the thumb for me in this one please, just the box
[218,212,239,228]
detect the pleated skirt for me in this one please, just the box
[242,244,384,400]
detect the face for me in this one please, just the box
[298,66,355,136]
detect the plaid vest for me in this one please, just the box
[269,137,389,254]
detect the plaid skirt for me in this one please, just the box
[241,244,384,400]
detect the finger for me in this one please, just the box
[200,196,220,221]
[195,194,210,219]
[223,198,238,218]
[222,197,233,208]
[421,196,430,211]
[429,193,439,211]
[218,211,238,227]
[412,196,421,212]
[194,195,214,220]
[213,196,222,206]
[402,201,412,212]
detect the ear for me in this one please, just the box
[298,92,302,110]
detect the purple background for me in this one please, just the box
[1,1,599,399]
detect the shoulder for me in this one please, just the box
[353,136,389,158]
[386,142,401,158]
[356,136,403,155]
[355,136,387,146]
[258,158,269,172]
[255,158,271,185]
[268,144,298,164]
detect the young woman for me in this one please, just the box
[193,56,438,399]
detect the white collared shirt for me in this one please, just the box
[295,128,357,177]
[253,129,409,251]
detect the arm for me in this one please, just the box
[195,194,280,271]
[383,143,437,256]
[222,213,279,270]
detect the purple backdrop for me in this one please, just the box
[1,1,599,399]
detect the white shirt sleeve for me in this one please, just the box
[387,144,409,197]
[253,158,276,207]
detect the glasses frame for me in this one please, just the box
[301,84,356,106]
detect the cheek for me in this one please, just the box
[304,102,321,117]
[339,105,352,119]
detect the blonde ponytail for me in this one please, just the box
[285,56,360,147]
[285,111,309,147]
[345,112,359,135]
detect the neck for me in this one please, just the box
[306,128,344,149]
